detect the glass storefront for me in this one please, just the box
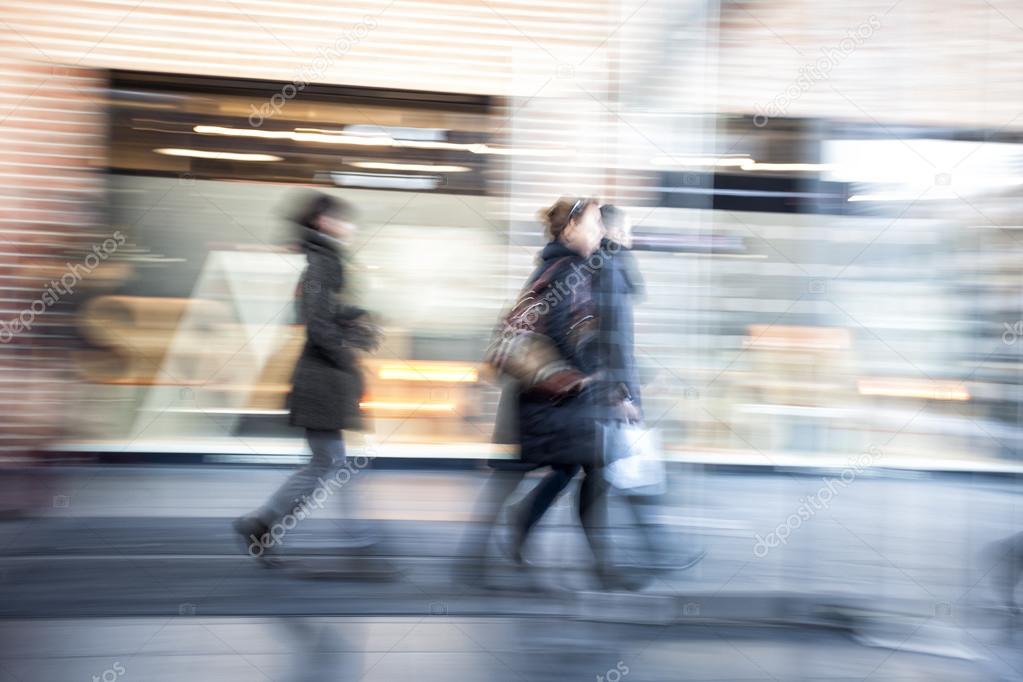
[64,72,1023,466]
[73,73,510,457]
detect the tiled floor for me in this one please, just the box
[0,617,1003,682]
[1,466,1021,680]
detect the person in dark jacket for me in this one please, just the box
[509,204,706,588]
[516,198,605,467]
[234,192,378,559]
[595,206,702,579]
[593,204,643,418]
[510,198,624,579]
[459,197,612,584]
[504,203,640,573]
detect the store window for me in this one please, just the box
[75,72,511,458]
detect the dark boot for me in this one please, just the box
[232,514,274,565]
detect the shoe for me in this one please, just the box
[496,524,526,565]
[233,515,274,565]
[983,536,1022,612]
[593,564,641,591]
[0,507,29,522]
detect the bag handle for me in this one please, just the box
[506,256,574,329]
[527,256,574,296]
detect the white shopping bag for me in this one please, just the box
[604,423,666,495]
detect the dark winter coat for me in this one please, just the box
[593,237,644,415]
[514,240,602,467]
[288,228,366,431]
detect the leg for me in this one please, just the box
[623,493,661,565]
[990,531,1023,611]
[512,464,579,557]
[459,467,528,563]
[258,428,344,525]
[518,465,578,535]
[234,429,344,558]
[1012,534,1023,611]
[577,464,612,569]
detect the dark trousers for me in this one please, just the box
[460,467,530,565]
[519,465,669,569]
[516,463,609,566]
[258,428,346,524]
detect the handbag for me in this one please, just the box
[491,377,520,445]
[603,422,666,495]
[484,257,585,397]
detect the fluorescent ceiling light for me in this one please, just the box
[193,125,560,157]
[350,161,470,173]
[652,155,831,172]
[848,190,952,202]
[295,126,447,141]
[652,155,751,167]
[155,148,282,162]
[857,379,970,401]
[360,401,456,412]
[344,125,446,141]
[330,172,440,190]
[741,162,832,172]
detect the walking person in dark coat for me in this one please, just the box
[234,192,379,559]
[507,204,703,588]
[503,204,640,574]
[594,206,702,578]
[463,197,621,586]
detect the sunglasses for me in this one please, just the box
[568,197,596,221]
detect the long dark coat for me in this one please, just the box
[592,237,644,414]
[288,228,366,431]
[515,241,602,467]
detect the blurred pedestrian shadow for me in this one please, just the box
[274,617,363,682]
